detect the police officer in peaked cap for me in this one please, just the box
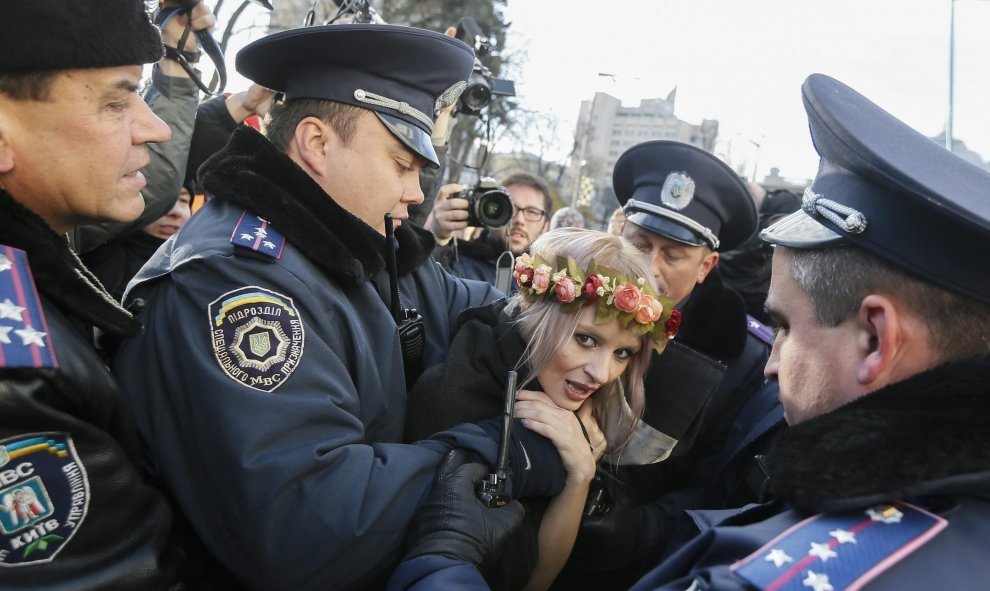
[114,23,567,590]
[384,72,990,591]
[556,140,784,587]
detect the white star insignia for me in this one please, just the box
[802,570,833,591]
[764,548,793,568]
[262,240,276,250]
[748,320,760,329]
[240,233,254,240]
[867,505,903,524]
[15,326,46,347]
[808,541,837,562]
[0,325,11,344]
[0,298,25,322]
[0,254,11,273]
[829,528,857,544]
[253,226,268,239]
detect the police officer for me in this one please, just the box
[556,140,783,587]
[114,24,566,590]
[0,0,185,587]
[396,72,990,591]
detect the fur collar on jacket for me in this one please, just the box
[769,355,990,512]
[198,126,437,285]
[0,189,139,337]
[675,269,748,361]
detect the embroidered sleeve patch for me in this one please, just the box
[208,286,305,392]
[0,246,58,369]
[0,433,88,567]
[731,501,947,591]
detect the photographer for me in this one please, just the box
[430,171,553,289]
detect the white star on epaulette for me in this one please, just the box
[802,570,833,591]
[263,241,276,250]
[240,233,254,240]
[0,298,25,321]
[749,319,760,329]
[764,548,793,568]
[0,325,11,344]
[829,528,857,544]
[15,326,46,347]
[0,254,11,273]
[808,542,837,562]
[253,227,268,239]
[867,505,904,524]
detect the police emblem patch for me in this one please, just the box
[660,172,696,210]
[0,433,88,567]
[209,286,304,392]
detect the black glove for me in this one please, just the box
[405,451,525,579]
[569,472,667,570]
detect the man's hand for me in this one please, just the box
[159,0,216,77]
[225,84,277,123]
[426,184,470,244]
[404,452,524,578]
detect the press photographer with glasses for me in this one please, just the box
[430,171,554,291]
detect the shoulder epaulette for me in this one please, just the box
[229,210,286,260]
[746,314,775,346]
[0,246,58,368]
[732,501,947,590]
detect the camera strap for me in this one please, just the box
[494,250,514,295]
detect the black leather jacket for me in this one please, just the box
[0,190,181,590]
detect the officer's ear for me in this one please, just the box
[695,249,719,284]
[0,111,14,174]
[287,116,334,179]
[854,293,929,390]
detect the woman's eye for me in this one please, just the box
[575,334,595,348]
[615,349,632,360]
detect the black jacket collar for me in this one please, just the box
[768,355,990,512]
[675,269,749,361]
[0,189,139,337]
[198,126,437,285]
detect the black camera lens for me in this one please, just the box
[465,188,513,228]
[463,81,492,113]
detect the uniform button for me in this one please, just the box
[128,298,147,313]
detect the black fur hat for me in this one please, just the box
[1,0,163,73]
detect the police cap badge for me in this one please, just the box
[614,141,757,252]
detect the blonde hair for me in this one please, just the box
[509,228,658,453]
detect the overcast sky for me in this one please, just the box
[499,0,990,182]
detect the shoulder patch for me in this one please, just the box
[208,286,304,392]
[0,433,88,567]
[746,314,775,346]
[731,501,947,591]
[0,246,58,369]
[229,211,286,259]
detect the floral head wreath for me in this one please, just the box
[513,253,681,354]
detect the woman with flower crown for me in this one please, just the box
[405,227,681,591]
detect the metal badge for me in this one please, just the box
[660,172,695,210]
[435,81,467,115]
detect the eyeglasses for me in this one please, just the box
[511,205,547,222]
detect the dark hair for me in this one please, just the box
[0,71,58,101]
[789,246,990,362]
[263,98,364,151]
[501,171,553,213]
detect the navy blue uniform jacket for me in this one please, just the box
[114,128,565,590]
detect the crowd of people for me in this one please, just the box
[1,2,988,590]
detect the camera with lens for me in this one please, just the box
[459,178,513,228]
[454,17,516,117]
